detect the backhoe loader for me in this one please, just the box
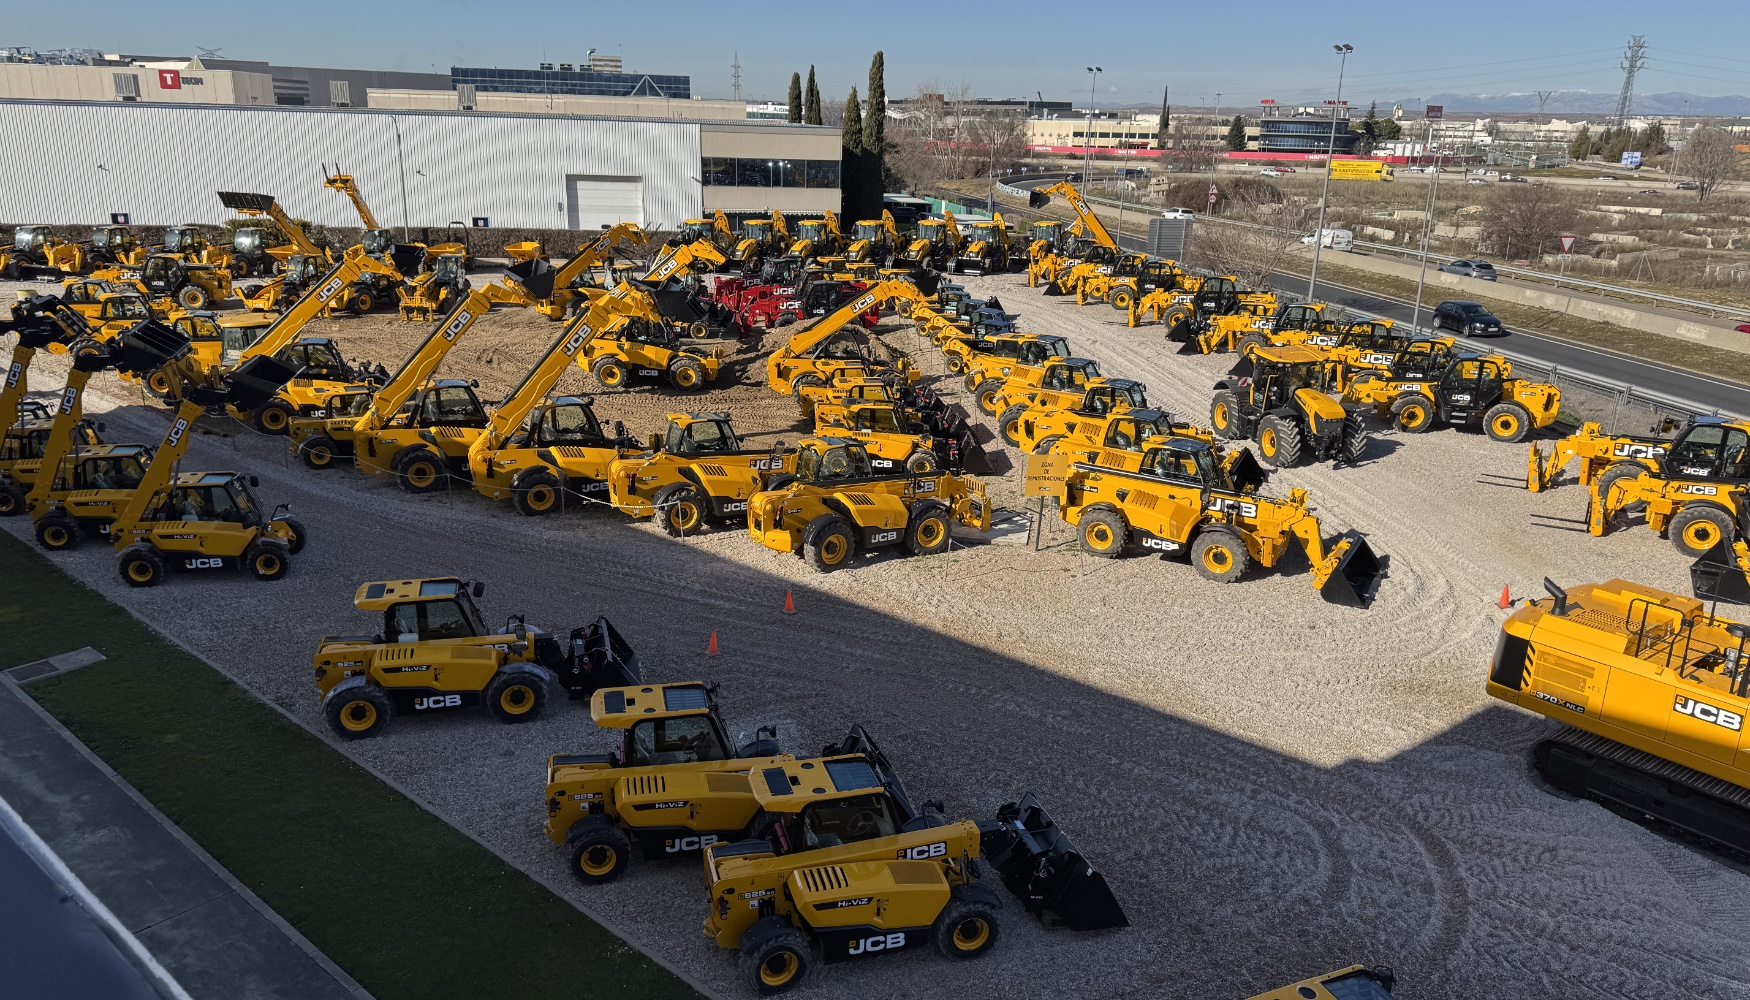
[951,213,1023,275]
[1210,346,1368,467]
[767,278,933,399]
[1036,439,1381,604]
[1077,254,1184,311]
[894,217,958,271]
[1585,415,1750,557]
[842,211,900,276]
[1027,181,1118,258]
[703,728,1124,995]
[313,578,641,739]
[1342,352,1559,443]
[728,212,789,272]
[395,253,470,321]
[746,437,990,571]
[499,222,648,320]
[1163,277,1283,354]
[607,412,795,535]
[1526,418,1677,493]
[545,677,789,882]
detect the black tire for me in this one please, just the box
[118,545,166,588]
[904,449,938,474]
[1235,333,1266,359]
[277,516,308,555]
[1595,461,1648,512]
[566,817,633,885]
[244,540,289,581]
[591,356,628,389]
[944,354,966,375]
[669,357,707,390]
[485,668,548,724]
[35,513,81,551]
[347,289,376,315]
[1209,391,1242,439]
[1340,409,1369,463]
[146,368,176,400]
[175,285,209,310]
[0,482,24,517]
[513,469,562,516]
[1191,529,1250,583]
[254,398,296,435]
[1256,415,1302,468]
[1390,394,1434,434]
[738,917,816,996]
[933,888,1000,960]
[1110,286,1135,311]
[299,434,341,469]
[325,683,392,740]
[906,507,951,555]
[996,403,1028,447]
[1670,505,1735,559]
[655,483,705,536]
[1032,435,1063,456]
[804,516,855,571]
[973,378,1005,415]
[1483,401,1531,443]
[395,448,446,494]
[1078,508,1126,558]
[1162,306,1193,341]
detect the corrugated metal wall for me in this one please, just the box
[0,100,702,230]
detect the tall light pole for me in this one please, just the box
[1084,66,1102,182]
[1307,43,1352,300]
[388,116,412,241]
[1412,115,1445,329]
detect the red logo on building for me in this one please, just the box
[158,70,181,90]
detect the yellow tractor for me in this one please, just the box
[1210,346,1369,467]
[841,211,901,276]
[746,437,990,571]
[1342,351,1559,443]
[970,356,1104,418]
[1077,254,1185,312]
[131,253,236,310]
[1036,439,1382,604]
[950,212,1023,275]
[813,396,949,475]
[1,295,110,514]
[1586,416,1750,557]
[607,412,794,535]
[1527,418,1677,493]
[313,578,643,739]
[577,286,722,391]
[948,331,1070,386]
[995,378,1147,451]
[88,225,148,268]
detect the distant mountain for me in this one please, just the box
[1389,90,1750,116]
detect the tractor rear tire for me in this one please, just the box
[278,516,308,554]
[485,668,548,724]
[996,404,1028,447]
[395,448,446,494]
[1390,394,1434,434]
[973,379,1005,416]
[905,449,938,474]
[804,517,856,572]
[738,917,816,996]
[325,684,392,740]
[1670,505,1735,559]
[1077,509,1126,558]
[0,482,24,517]
[655,484,705,536]
[299,434,341,469]
[118,545,166,588]
[244,541,289,581]
[932,888,1001,960]
[669,357,707,390]
[253,399,296,435]
[1191,530,1250,583]
[35,513,81,551]
[1256,415,1302,468]
[176,285,210,310]
[591,356,628,389]
[1341,410,1369,463]
[906,508,951,555]
[1209,391,1242,439]
[566,817,632,885]
[513,470,562,516]
[1483,402,1531,443]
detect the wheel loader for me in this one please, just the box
[1246,967,1399,999]
[746,437,990,571]
[545,678,790,883]
[1527,418,1678,493]
[1035,439,1382,604]
[1210,346,1369,468]
[1487,575,1750,857]
[1342,352,1559,443]
[766,278,935,399]
[131,253,235,310]
[1585,415,1750,557]
[607,412,794,535]
[313,578,642,740]
[703,727,1125,995]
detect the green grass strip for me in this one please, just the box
[1,532,698,1000]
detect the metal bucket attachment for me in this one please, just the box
[577,615,642,689]
[908,268,942,297]
[217,355,302,410]
[507,257,558,301]
[1692,541,1750,605]
[979,794,1128,931]
[1226,352,1255,378]
[217,191,277,214]
[1321,532,1384,608]
[390,244,428,278]
[1224,447,1268,493]
[1028,190,1050,209]
[110,320,192,377]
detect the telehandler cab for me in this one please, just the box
[314,579,642,739]
[1210,346,1369,467]
[608,412,793,535]
[1586,415,1750,557]
[971,357,1104,418]
[996,378,1147,450]
[88,225,147,268]
[6,225,88,278]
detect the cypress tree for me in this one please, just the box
[842,86,866,218]
[804,66,822,125]
[864,51,886,153]
[1225,115,1247,151]
[787,73,802,123]
[1157,86,1170,148]
[1569,125,1592,160]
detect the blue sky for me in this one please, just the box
[9,0,1750,107]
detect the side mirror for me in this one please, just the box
[96,421,107,432]
[648,432,662,452]
[471,581,486,599]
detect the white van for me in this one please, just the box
[1300,228,1353,251]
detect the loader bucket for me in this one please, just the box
[110,320,192,377]
[908,268,942,297]
[217,355,302,411]
[1691,541,1750,605]
[217,191,277,214]
[979,794,1128,931]
[579,615,642,689]
[1319,532,1384,608]
[390,244,428,278]
[506,257,558,301]
[1028,190,1050,209]
[1224,447,1268,494]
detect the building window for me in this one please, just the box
[702,157,735,186]
[703,158,842,188]
[805,160,839,189]
[735,159,771,187]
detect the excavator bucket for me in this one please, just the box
[1691,541,1750,605]
[1028,190,1050,209]
[980,794,1128,931]
[390,244,428,277]
[575,615,643,689]
[109,320,192,378]
[1224,448,1268,494]
[507,257,558,301]
[217,191,277,215]
[1320,532,1383,608]
[218,355,302,411]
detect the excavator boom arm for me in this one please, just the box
[322,170,380,230]
[549,222,648,290]
[781,279,929,358]
[1037,182,1116,250]
[642,240,727,283]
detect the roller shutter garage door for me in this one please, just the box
[566,175,644,230]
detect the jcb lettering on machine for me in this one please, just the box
[413,694,464,711]
[848,932,906,956]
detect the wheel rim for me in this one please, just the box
[126,559,155,582]
[759,952,799,987]
[1213,403,1228,429]
[1202,544,1234,573]
[979,393,998,414]
[406,463,437,488]
[918,519,944,547]
[308,445,331,466]
[820,535,848,564]
[602,366,623,386]
[1492,413,1519,436]
[526,485,556,511]
[1084,522,1114,551]
[0,494,15,514]
[673,501,700,529]
[499,684,536,715]
[1259,428,1276,455]
[263,408,288,431]
[149,371,172,394]
[578,845,618,877]
[1004,419,1021,440]
[952,917,991,952]
[339,700,377,732]
[1684,520,1720,549]
[43,525,68,547]
[1402,405,1425,428]
[255,552,282,575]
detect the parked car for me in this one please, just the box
[1065,172,1083,183]
[1498,174,1527,183]
[1466,177,1486,185]
[1635,189,1663,196]
[1274,165,1297,173]
[1735,322,1750,335]
[1300,229,1353,251]
[1676,181,1700,191]
[1433,300,1505,337]
[1438,258,1498,281]
[1161,207,1195,220]
[1596,175,1616,181]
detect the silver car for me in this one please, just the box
[1438,258,1497,282]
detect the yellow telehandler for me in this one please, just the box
[1342,351,1560,442]
[1585,415,1750,557]
[1210,346,1369,467]
[1526,418,1676,493]
[766,278,931,399]
[500,222,648,320]
[607,412,794,535]
[5,225,89,278]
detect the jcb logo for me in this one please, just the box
[1612,443,1665,458]
[1139,537,1178,551]
[1307,335,1339,347]
[652,260,679,280]
[898,842,946,861]
[5,361,20,388]
[871,458,894,468]
[442,310,474,339]
[870,530,899,543]
[412,694,463,711]
[183,557,223,569]
[59,386,79,415]
[561,325,592,356]
[579,481,608,492]
[750,458,778,471]
[663,835,718,853]
[318,276,345,300]
[850,293,877,313]
[848,933,905,956]
[1680,484,1719,495]
[907,481,936,495]
[165,417,190,448]
[1206,496,1258,517]
[723,502,747,512]
[1676,697,1743,731]
[1358,352,1394,366]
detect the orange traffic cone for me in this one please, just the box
[1498,585,1512,609]
[783,590,797,615]
[706,631,720,655]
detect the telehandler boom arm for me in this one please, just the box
[641,240,727,284]
[356,282,529,435]
[780,278,932,359]
[545,222,647,292]
[235,250,399,365]
[217,192,324,258]
[1029,181,1117,251]
[321,167,380,229]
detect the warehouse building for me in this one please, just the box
[0,100,840,230]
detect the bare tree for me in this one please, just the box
[1191,202,1315,286]
[1478,182,1581,260]
[1684,123,1741,203]
[887,80,979,190]
[1168,118,1218,174]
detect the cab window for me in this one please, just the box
[1670,425,1750,480]
[66,284,98,304]
[681,420,737,453]
[1104,420,1142,450]
[420,387,483,426]
[800,794,899,849]
[168,485,241,523]
[1082,388,1119,415]
[854,408,900,433]
[626,716,728,766]
[386,600,475,642]
[815,446,871,481]
[538,405,603,444]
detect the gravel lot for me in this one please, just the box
[8,273,1750,1000]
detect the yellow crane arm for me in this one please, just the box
[824,210,841,239]
[322,169,380,230]
[3,342,32,421]
[772,210,789,242]
[781,279,928,358]
[357,282,527,434]
[237,250,399,364]
[881,210,899,242]
[713,209,735,241]
[1035,181,1116,250]
[642,240,726,283]
[548,222,648,290]
[106,396,205,544]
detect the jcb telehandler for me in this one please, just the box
[1343,352,1559,443]
[1210,346,1368,467]
[499,222,648,320]
[766,278,933,399]
[971,356,1104,418]
[0,295,109,514]
[88,225,148,268]
[1586,415,1750,557]
[1247,967,1400,1000]
[217,190,329,279]
[995,377,1147,450]
[5,225,88,278]
[1526,418,1677,493]
[314,578,642,739]
[607,412,794,535]
[814,396,952,475]
[1036,439,1382,604]
[128,254,236,311]
[948,331,1071,386]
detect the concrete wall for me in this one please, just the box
[0,64,275,105]
[368,88,748,121]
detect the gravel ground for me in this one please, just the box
[8,272,1750,1000]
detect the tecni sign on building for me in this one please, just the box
[156,70,206,90]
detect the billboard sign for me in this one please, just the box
[1426,105,1443,120]
[1622,151,1642,168]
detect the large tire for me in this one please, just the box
[944,353,966,375]
[906,507,951,555]
[1255,415,1302,468]
[325,683,392,740]
[973,379,1005,415]
[244,540,289,581]
[1340,409,1369,463]
[669,357,706,390]
[1235,333,1266,360]
[655,483,705,536]
[278,515,309,555]
[1191,529,1250,583]
[118,545,166,588]
[347,289,376,315]
[1209,391,1242,439]
[1483,401,1531,443]
[175,284,209,310]
[804,516,855,572]
[996,403,1028,447]
[1077,508,1126,558]
[0,482,24,517]
[932,888,1001,960]
[566,816,633,885]
[1595,461,1648,512]
[1390,394,1434,434]
[738,917,816,996]
[904,449,938,474]
[1669,505,1735,559]
[591,356,628,389]
[1110,286,1135,312]
[299,434,341,469]
[395,447,447,494]
[1162,305,1193,341]
[146,368,176,399]
[485,667,548,724]
[513,469,562,516]
[254,398,296,435]
[35,513,81,551]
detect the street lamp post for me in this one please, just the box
[1307,43,1352,300]
[389,116,412,241]
[1412,117,1445,329]
[1084,66,1102,182]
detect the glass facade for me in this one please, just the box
[702,157,840,189]
[451,67,689,99]
[1258,114,1358,154]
